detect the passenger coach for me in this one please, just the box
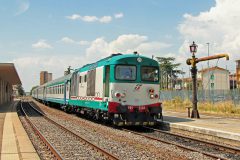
[32,53,162,126]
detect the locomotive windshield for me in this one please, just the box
[115,65,136,80]
[141,66,159,82]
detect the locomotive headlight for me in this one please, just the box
[154,94,159,99]
[115,92,121,98]
[150,94,154,99]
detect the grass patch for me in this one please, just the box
[162,97,240,117]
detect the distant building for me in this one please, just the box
[40,71,52,85]
[12,85,19,97]
[176,77,202,90]
[198,66,229,90]
[48,73,52,82]
[236,60,240,88]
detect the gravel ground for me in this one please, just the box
[22,103,106,160]
[17,107,56,160]
[143,128,240,160]
[30,100,214,160]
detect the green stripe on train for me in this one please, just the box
[69,99,108,111]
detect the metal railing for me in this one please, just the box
[160,89,240,105]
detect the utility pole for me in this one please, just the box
[206,43,210,100]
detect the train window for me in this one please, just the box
[115,65,136,80]
[84,75,87,82]
[79,76,82,83]
[141,66,159,82]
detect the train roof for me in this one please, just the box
[76,53,159,72]
[40,73,72,88]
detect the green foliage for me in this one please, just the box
[30,85,39,95]
[156,57,184,89]
[16,85,25,96]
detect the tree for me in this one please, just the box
[16,84,25,96]
[30,85,39,95]
[155,57,183,90]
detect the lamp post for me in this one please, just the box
[189,41,200,118]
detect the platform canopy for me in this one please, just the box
[0,63,21,85]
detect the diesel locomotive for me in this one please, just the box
[32,53,163,126]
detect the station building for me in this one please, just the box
[0,63,21,105]
[198,66,230,90]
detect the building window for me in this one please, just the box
[210,74,214,80]
[211,83,214,89]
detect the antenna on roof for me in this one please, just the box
[133,51,139,55]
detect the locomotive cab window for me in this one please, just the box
[115,65,136,80]
[141,66,159,82]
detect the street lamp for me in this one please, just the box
[190,41,198,55]
[189,41,200,118]
[186,41,229,118]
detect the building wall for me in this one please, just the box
[48,73,52,82]
[40,71,52,85]
[202,70,229,90]
[0,78,13,105]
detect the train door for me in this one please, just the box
[43,86,46,100]
[70,72,78,97]
[64,80,70,104]
[105,66,110,97]
[87,69,96,96]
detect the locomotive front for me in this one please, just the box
[107,55,162,126]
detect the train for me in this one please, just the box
[32,53,163,126]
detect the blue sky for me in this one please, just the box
[1,0,239,91]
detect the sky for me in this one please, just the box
[1,0,240,91]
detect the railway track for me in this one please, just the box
[20,100,119,160]
[122,126,240,160]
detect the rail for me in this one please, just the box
[20,101,64,160]
[23,101,119,160]
[122,127,238,160]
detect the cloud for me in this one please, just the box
[178,0,240,60]
[66,14,112,23]
[12,55,86,91]
[114,13,124,19]
[60,37,89,45]
[15,0,30,16]
[17,34,170,91]
[32,40,53,49]
[99,16,112,23]
[66,13,123,23]
[66,14,81,20]
[86,34,171,61]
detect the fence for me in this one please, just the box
[160,89,240,105]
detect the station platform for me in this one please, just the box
[0,100,39,160]
[161,110,240,146]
